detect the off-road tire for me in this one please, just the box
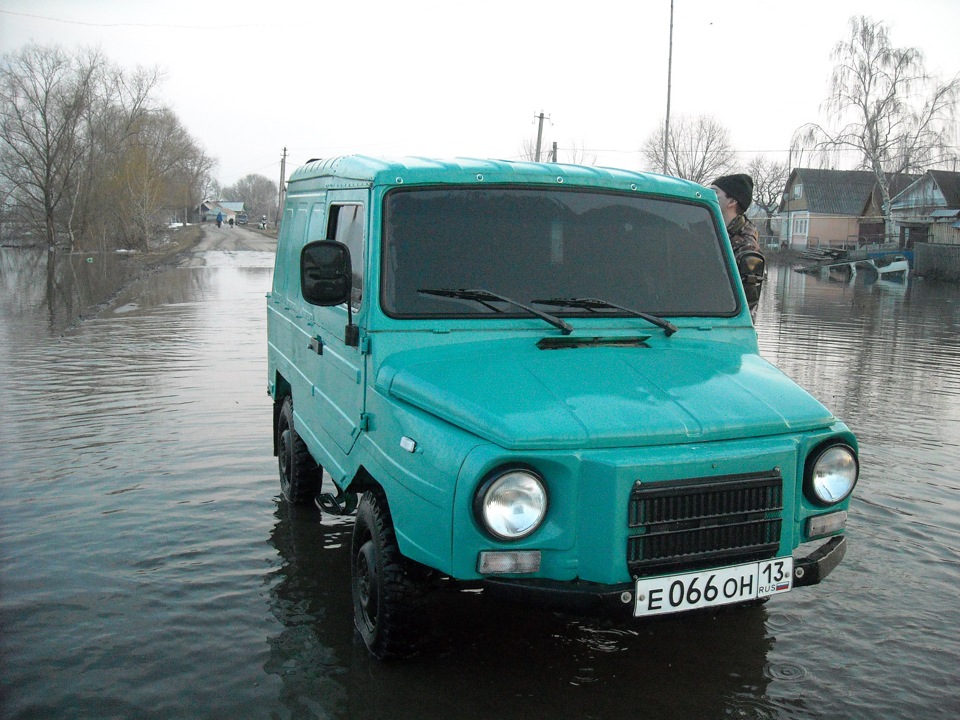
[276,396,321,504]
[352,489,428,659]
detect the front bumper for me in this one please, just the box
[792,535,846,587]
[482,536,847,615]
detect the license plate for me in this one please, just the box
[634,557,793,617]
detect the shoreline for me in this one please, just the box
[2,222,280,335]
[75,224,209,324]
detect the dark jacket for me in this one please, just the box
[726,214,764,314]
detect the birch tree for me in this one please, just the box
[795,15,959,234]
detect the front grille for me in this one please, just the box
[627,470,783,577]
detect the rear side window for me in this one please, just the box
[328,204,365,309]
[307,202,326,241]
[272,207,299,299]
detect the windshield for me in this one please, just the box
[381,187,738,318]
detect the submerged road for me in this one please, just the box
[2,245,960,718]
[180,222,277,263]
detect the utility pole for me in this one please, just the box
[277,147,287,227]
[663,0,674,175]
[552,141,558,163]
[534,112,547,162]
[786,148,793,249]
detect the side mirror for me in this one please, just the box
[301,241,352,306]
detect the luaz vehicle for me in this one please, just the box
[267,156,859,659]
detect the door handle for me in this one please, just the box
[309,336,323,355]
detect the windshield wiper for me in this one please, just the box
[531,297,677,336]
[418,288,573,335]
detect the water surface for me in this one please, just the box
[1,248,958,719]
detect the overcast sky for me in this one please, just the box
[1,0,957,187]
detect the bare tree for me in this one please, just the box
[1,44,213,250]
[178,148,216,225]
[517,135,543,162]
[746,154,790,239]
[565,140,597,166]
[516,135,597,165]
[223,173,277,222]
[112,144,167,247]
[641,115,736,184]
[0,44,101,248]
[72,63,162,248]
[108,108,211,247]
[202,177,223,203]
[795,15,959,235]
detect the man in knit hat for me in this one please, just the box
[710,173,764,316]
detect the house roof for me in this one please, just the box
[929,170,960,207]
[887,173,923,198]
[790,168,878,215]
[201,200,245,213]
[858,172,922,216]
[890,170,960,211]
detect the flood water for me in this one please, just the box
[2,244,959,719]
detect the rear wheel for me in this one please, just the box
[352,489,428,659]
[276,397,321,504]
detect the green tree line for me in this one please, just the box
[0,43,215,251]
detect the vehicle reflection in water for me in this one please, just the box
[265,486,777,720]
[265,499,355,717]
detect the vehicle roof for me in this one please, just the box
[287,155,709,201]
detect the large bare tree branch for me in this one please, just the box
[793,16,959,236]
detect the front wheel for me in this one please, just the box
[352,489,428,659]
[276,397,321,504]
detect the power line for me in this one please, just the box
[0,9,258,30]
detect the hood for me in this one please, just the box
[375,338,835,451]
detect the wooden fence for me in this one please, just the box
[914,243,960,282]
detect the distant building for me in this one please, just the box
[856,173,921,245]
[777,168,920,249]
[778,169,876,250]
[200,200,245,222]
[889,170,960,247]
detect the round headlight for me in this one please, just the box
[476,468,547,540]
[806,444,859,505]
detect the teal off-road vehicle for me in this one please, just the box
[267,156,858,659]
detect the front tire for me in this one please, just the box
[352,489,428,659]
[276,396,321,504]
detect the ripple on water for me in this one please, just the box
[763,662,808,682]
